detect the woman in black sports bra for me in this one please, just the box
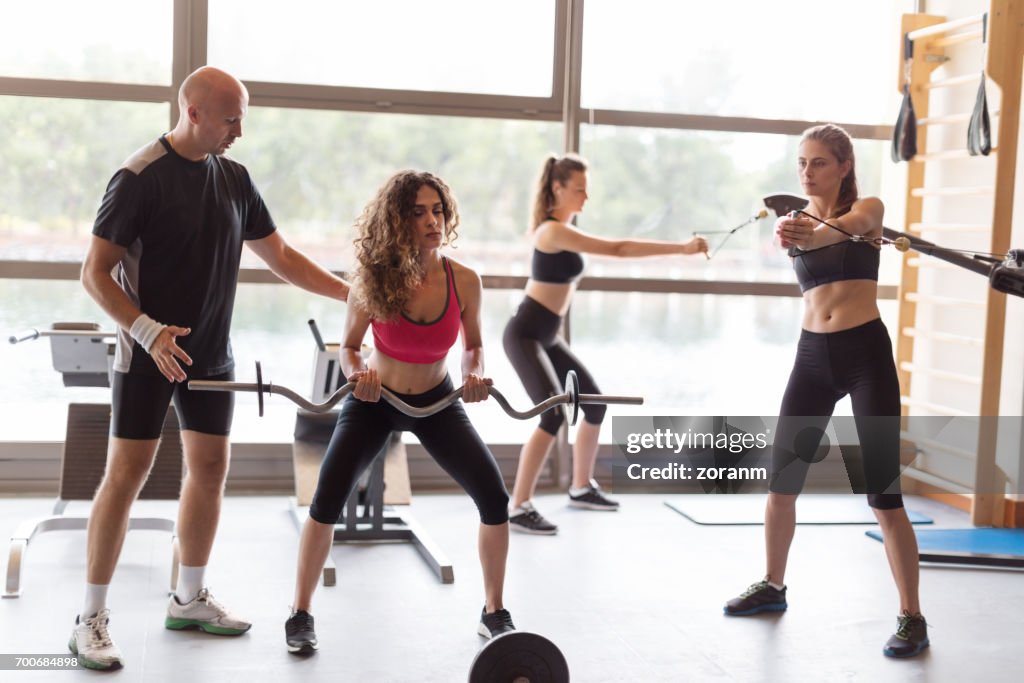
[723,124,928,659]
[502,153,708,534]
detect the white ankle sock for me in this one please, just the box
[569,484,590,496]
[82,583,109,619]
[767,580,785,591]
[175,564,206,604]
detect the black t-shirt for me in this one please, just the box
[93,135,276,377]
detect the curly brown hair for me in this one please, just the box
[352,170,461,321]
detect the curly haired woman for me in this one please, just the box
[283,171,514,655]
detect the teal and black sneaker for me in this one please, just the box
[883,611,929,658]
[724,580,788,616]
[68,609,123,670]
[165,587,251,635]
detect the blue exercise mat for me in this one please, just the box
[866,528,1024,568]
[665,495,932,525]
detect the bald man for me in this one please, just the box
[72,67,349,670]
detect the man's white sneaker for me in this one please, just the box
[165,587,251,635]
[68,609,123,670]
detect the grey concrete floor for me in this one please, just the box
[0,493,1021,682]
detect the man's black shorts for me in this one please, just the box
[111,370,234,439]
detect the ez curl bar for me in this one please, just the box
[188,361,644,424]
[189,361,633,683]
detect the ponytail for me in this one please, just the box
[529,153,588,232]
[835,172,859,218]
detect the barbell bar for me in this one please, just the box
[188,362,643,426]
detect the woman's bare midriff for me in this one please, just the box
[801,279,881,333]
[369,352,449,395]
[524,279,576,317]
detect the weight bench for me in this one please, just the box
[5,323,182,598]
[288,322,454,585]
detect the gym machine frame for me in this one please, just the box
[288,325,455,585]
[5,323,181,598]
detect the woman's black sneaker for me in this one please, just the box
[568,480,619,510]
[509,502,558,535]
[883,611,929,658]
[724,580,788,616]
[477,607,516,639]
[285,609,318,655]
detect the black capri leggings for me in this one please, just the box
[770,318,904,509]
[308,375,509,526]
[502,296,606,436]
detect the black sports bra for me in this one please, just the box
[531,216,585,284]
[790,240,879,292]
[531,249,585,283]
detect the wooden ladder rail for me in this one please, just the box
[895,1,1023,525]
[973,0,1022,525]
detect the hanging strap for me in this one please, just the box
[967,13,992,156]
[891,33,918,163]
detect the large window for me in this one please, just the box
[208,0,556,97]
[577,127,903,284]
[582,0,906,122]
[234,109,562,272]
[1,0,908,443]
[0,98,170,261]
[0,1,173,84]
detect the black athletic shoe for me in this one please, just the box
[724,580,788,616]
[285,609,318,655]
[509,502,558,535]
[883,611,929,658]
[477,607,516,639]
[568,480,619,510]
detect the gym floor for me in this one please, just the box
[0,493,1021,682]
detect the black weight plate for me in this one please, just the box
[562,370,580,427]
[256,360,264,417]
[469,631,569,683]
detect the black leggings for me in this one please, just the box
[308,376,509,525]
[502,296,606,435]
[770,319,904,509]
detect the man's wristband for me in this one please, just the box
[129,313,166,352]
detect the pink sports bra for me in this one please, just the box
[371,257,462,364]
